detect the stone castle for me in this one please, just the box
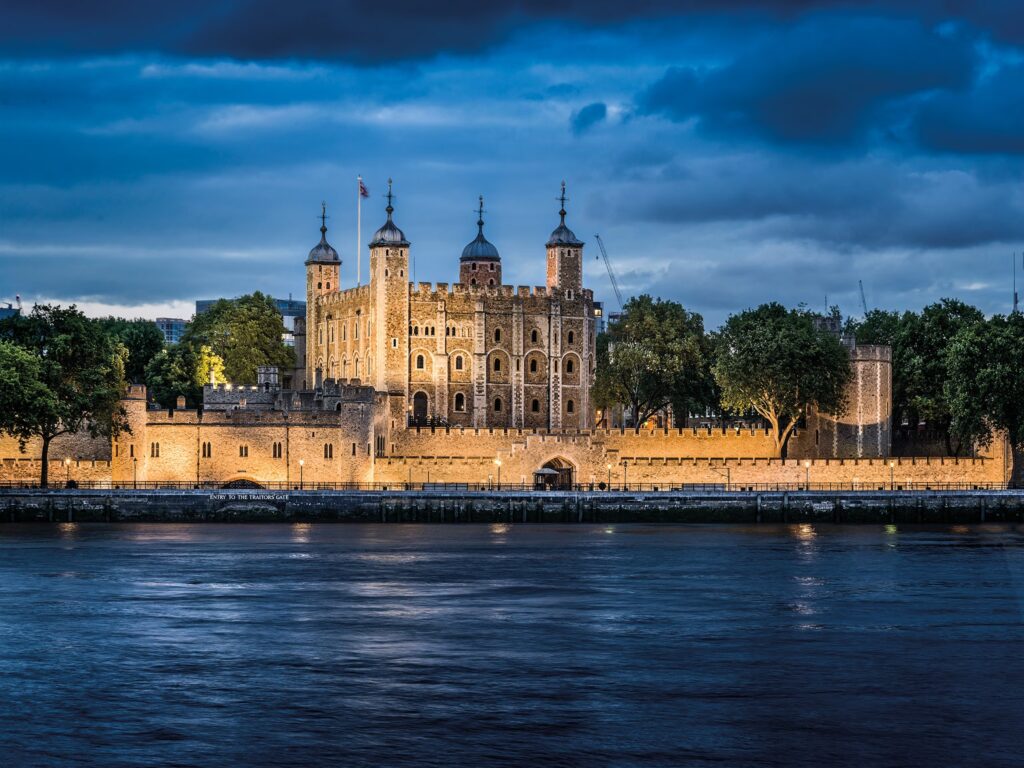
[0,182,1009,488]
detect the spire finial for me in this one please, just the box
[558,180,567,225]
[477,194,485,235]
[320,201,328,237]
[385,178,394,219]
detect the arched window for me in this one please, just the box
[567,400,575,413]
[494,328,501,343]
[531,399,540,413]
[455,355,464,371]
[354,358,360,377]
[493,358,501,372]
[494,397,502,412]
[567,331,574,344]
[413,326,419,336]
[488,279,495,286]
[529,359,537,373]
[454,392,465,412]
[531,329,538,344]
[471,278,477,285]
[416,354,425,370]
[566,359,574,374]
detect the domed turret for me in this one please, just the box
[461,196,500,261]
[546,181,584,295]
[460,195,501,287]
[306,203,340,264]
[370,178,409,247]
[546,181,583,247]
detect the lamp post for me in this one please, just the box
[889,461,895,491]
[606,463,612,490]
[621,459,628,489]
[299,459,304,490]
[132,457,137,489]
[494,459,502,488]
[64,457,71,487]
[804,460,810,490]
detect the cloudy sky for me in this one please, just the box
[1,0,1023,328]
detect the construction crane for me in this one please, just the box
[594,234,624,311]
[859,280,869,317]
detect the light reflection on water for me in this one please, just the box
[0,523,1021,767]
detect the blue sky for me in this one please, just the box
[1,1,1023,327]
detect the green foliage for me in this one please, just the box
[94,317,166,383]
[945,312,1024,483]
[0,305,128,486]
[0,341,58,447]
[145,344,224,408]
[845,309,903,346]
[593,295,713,427]
[713,303,851,457]
[182,292,293,385]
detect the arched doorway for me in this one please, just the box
[412,391,429,425]
[222,478,265,489]
[534,457,574,490]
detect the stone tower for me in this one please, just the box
[305,202,341,387]
[545,181,584,296]
[369,179,411,401]
[459,195,501,286]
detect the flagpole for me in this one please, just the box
[357,175,362,286]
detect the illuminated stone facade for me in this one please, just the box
[5,183,968,489]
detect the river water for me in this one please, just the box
[0,523,1021,767]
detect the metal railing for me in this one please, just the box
[0,480,1014,492]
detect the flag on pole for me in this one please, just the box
[359,179,369,198]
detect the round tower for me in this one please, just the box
[460,195,501,287]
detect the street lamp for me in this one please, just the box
[606,463,612,490]
[494,458,502,488]
[299,459,304,489]
[621,459,629,489]
[132,457,137,489]
[64,457,71,487]
[804,460,810,490]
[889,460,895,490]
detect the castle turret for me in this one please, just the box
[546,181,583,297]
[459,195,501,287]
[369,179,410,401]
[305,202,341,388]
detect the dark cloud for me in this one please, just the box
[638,16,976,148]
[2,1,1022,62]
[914,62,1024,154]
[570,102,607,135]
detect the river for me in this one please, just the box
[0,523,1021,767]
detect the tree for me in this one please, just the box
[713,303,852,458]
[593,295,712,427]
[945,313,1024,485]
[94,317,166,383]
[0,305,128,487]
[182,292,293,385]
[145,344,224,409]
[900,299,983,454]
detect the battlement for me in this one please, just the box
[404,282,593,301]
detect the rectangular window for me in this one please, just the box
[239,445,248,458]
[150,442,159,458]
[351,442,356,456]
